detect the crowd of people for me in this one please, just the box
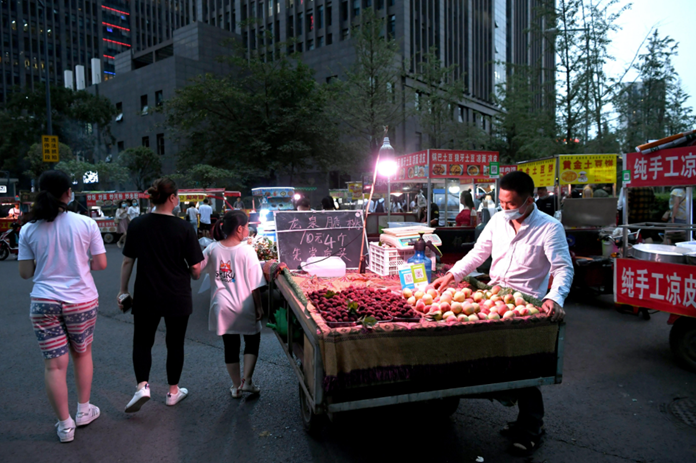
[18,173,266,443]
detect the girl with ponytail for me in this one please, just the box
[200,210,266,398]
[18,170,108,443]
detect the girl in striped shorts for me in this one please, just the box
[18,171,108,443]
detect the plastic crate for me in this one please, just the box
[368,243,436,276]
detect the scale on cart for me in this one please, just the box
[379,226,442,250]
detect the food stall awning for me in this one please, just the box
[83,191,148,207]
[626,146,696,187]
[178,188,226,202]
[391,149,501,183]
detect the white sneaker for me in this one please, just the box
[76,404,100,427]
[125,384,151,413]
[166,387,188,406]
[55,421,75,443]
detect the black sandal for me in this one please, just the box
[508,430,545,456]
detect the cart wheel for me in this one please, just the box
[670,318,696,372]
[103,233,115,244]
[431,397,460,418]
[299,383,324,435]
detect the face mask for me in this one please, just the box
[503,197,531,222]
[121,203,127,208]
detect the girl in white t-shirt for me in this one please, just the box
[200,210,266,398]
[18,170,107,443]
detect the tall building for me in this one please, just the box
[0,0,133,104]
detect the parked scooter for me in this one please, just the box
[0,222,21,260]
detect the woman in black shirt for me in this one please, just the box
[118,178,204,413]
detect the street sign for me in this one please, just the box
[42,135,59,162]
[622,169,631,183]
[489,162,500,178]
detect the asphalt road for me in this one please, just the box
[1,245,694,463]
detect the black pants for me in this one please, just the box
[133,312,190,385]
[222,333,261,364]
[515,387,545,437]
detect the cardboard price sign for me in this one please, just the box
[558,154,617,185]
[614,259,696,318]
[274,210,364,269]
[626,147,696,187]
[519,159,556,187]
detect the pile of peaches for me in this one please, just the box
[402,285,546,324]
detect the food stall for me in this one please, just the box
[0,196,23,232]
[81,191,149,243]
[615,146,696,371]
[262,206,564,432]
[178,188,241,212]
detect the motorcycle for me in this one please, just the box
[0,222,21,261]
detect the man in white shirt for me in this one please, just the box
[127,201,140,221]
[198,199,213,238]
[433,170,573,457]
[186,202,200,236]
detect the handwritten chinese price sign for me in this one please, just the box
[615,259,696,318]
[519,159,556,187]
[558,154,617,185]
[42,135,59,162]
[626,147,696,187]
[274,210,365,269]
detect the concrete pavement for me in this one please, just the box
[0,245,694,462]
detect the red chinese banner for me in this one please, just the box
[429,150,499,179]
[477,165,518,183]
[615,258,696,317]
[626,146,696,187]
[86,192,147,207]
[396,151,428,181]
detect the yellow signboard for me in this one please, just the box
[42,135,59,163]
[347,182,363,200]
[558,154,617,185]
[518,159,556,188]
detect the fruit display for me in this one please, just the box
[403,284,546,324]
[307,286,420,326]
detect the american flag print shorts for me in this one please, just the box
[30,298,99,359]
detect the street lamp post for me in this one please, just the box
[39,0,52,136]
[376,131,397,224]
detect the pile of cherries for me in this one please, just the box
[308,286,420,324]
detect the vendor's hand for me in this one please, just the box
[255,305,264,322]
[432,273,455,292]
[543,299,565,322]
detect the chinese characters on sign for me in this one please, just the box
[626,147,696,187]
[615,259,696,318]
[519,159,556,187]
[42,135,59,163]
[85,192,145,207]
[429,150,499,180]
[558,154,617,185]
[396,151,428,181]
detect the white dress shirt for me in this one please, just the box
[448,204,574,307]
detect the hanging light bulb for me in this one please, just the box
[377,134,398,177]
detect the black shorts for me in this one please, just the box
[200,222,211,231]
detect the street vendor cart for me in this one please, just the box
[267,267,565,432]
[615,146,696,371]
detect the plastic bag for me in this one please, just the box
[198,237,214,250]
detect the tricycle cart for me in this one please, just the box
[268,268,565,433]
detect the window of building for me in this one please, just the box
[327,3,333,26]
[353,0,360,17]
[318,5,324,28]
[297,42,303,52]
[297,12,303,35]
[326,75,338,83]
[388,15,396,38]
[140,94,148,114]
[288,16,294,36]
[142,136,150,147]
[327,33,333,45]
[377,0,384,8]
[388,0,394,5]
[155,90,163,107]
[117,141,124,152]
[341,28,349,40]
[307,13,314,32]
[341,1,348,21]
[307,39,314,50]
[416,132,422,151]
[156,133,165,155]
[317,36,324,47]
[364,0,372,7]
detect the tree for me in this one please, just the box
[24,143,75,180]
[327,7,406,165]
[118,147,163,191]
[170,164,235,188]
[165,36,345,185]
[665,79,696,135]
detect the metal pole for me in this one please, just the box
[443,180,448,227]
[622,153,628,254]
[41,0,52,136]
[687,186,693,242]
[387,176,391,224]
[426,149,432,225]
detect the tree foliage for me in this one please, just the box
[117,147,162,191]
[170,164,236,189]
[327,7,406,163]
[24,143,75,180]
[165,37,345,186]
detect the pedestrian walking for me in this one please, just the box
[18,170,108,443]
[117,178,204,413]
[115,201,130,248]
[200,210,266,398]
[199,199,213,238]
[186,202,200,236]
[127,200,140,221]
